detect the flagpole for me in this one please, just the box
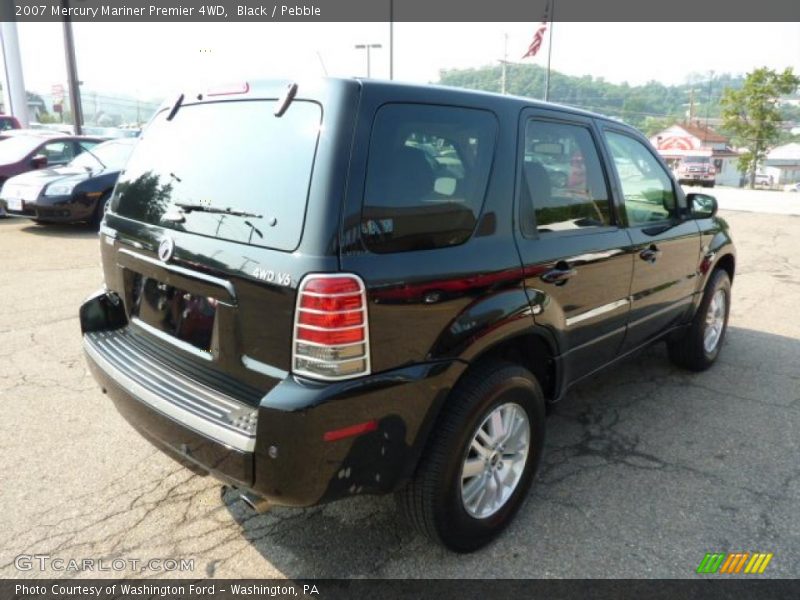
[544,0,554,101]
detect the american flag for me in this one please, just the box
[522,0,551,59]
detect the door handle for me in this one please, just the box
[541,262,577,286]
[639,244,662,264]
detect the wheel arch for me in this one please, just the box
[402,326,562,489]
[461,329,561,402]
[714,252,735,283]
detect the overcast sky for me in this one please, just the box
[11,22,800,100]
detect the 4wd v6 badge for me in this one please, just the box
[252,267,291,287]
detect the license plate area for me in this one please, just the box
[6,197,22,211]
[130,272,218,353]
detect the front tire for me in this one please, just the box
[668,269,731,371]
[90,192,111,229]
[396,360,546,552]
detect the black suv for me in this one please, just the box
[80,78,735,552]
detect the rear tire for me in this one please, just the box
[668,269,731,371]
[396,360,546,552]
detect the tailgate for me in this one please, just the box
[98,221,332,400]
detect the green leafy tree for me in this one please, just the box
[720,67,800,188]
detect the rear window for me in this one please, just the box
[112,99,322,252]
[361,104,497,253]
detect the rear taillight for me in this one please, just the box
[292,274,370,381]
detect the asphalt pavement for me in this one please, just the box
[0,189,798,578]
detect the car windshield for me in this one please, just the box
[0,136,44,162]
[113,99,322,252]
[70,140,134,170]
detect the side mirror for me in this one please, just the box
[31,154,48,169]
[688,192,717,219]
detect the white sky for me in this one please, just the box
[12,22,800,100]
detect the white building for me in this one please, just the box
[764,143,800,186]
[650,122,742,186]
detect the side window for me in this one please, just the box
[362,104,497,253]
[41,141,74,164]
[604,131,676,226]
[520,119,612,236]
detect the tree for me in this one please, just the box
[720,67,800,188]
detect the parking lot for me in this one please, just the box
[0,190,798,579]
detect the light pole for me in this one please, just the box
[355,43,382,78]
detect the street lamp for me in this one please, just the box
[355,43,383,78]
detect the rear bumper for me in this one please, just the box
[81,291,467,507]
[85,346,254,488]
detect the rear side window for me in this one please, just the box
[361,104,497,253]
[520,119,611,236]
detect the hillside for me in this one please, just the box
[438,65,754,135]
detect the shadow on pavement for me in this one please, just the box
[18,222,98,239]
[220,325,800,577]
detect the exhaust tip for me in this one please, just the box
[240,491,271,514]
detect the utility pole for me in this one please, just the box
[62,0,83,134]
[500,33,508,95]
[354,43,382,78]
[0,21,30,126]
[704,70,714,143]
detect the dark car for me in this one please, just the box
[0,132,105,185]
[79,79,735,552]
[2,138,136,226]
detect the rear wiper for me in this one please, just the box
[173,202,262,219]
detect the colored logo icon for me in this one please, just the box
[697,552,773,574]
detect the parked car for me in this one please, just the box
[0,132,105,186]
[674,155,715,187]
[0,114,21,131]
[784,182,800,192]
[0,133,105,217]
[2,138,136,226]
[80,79,735,552]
